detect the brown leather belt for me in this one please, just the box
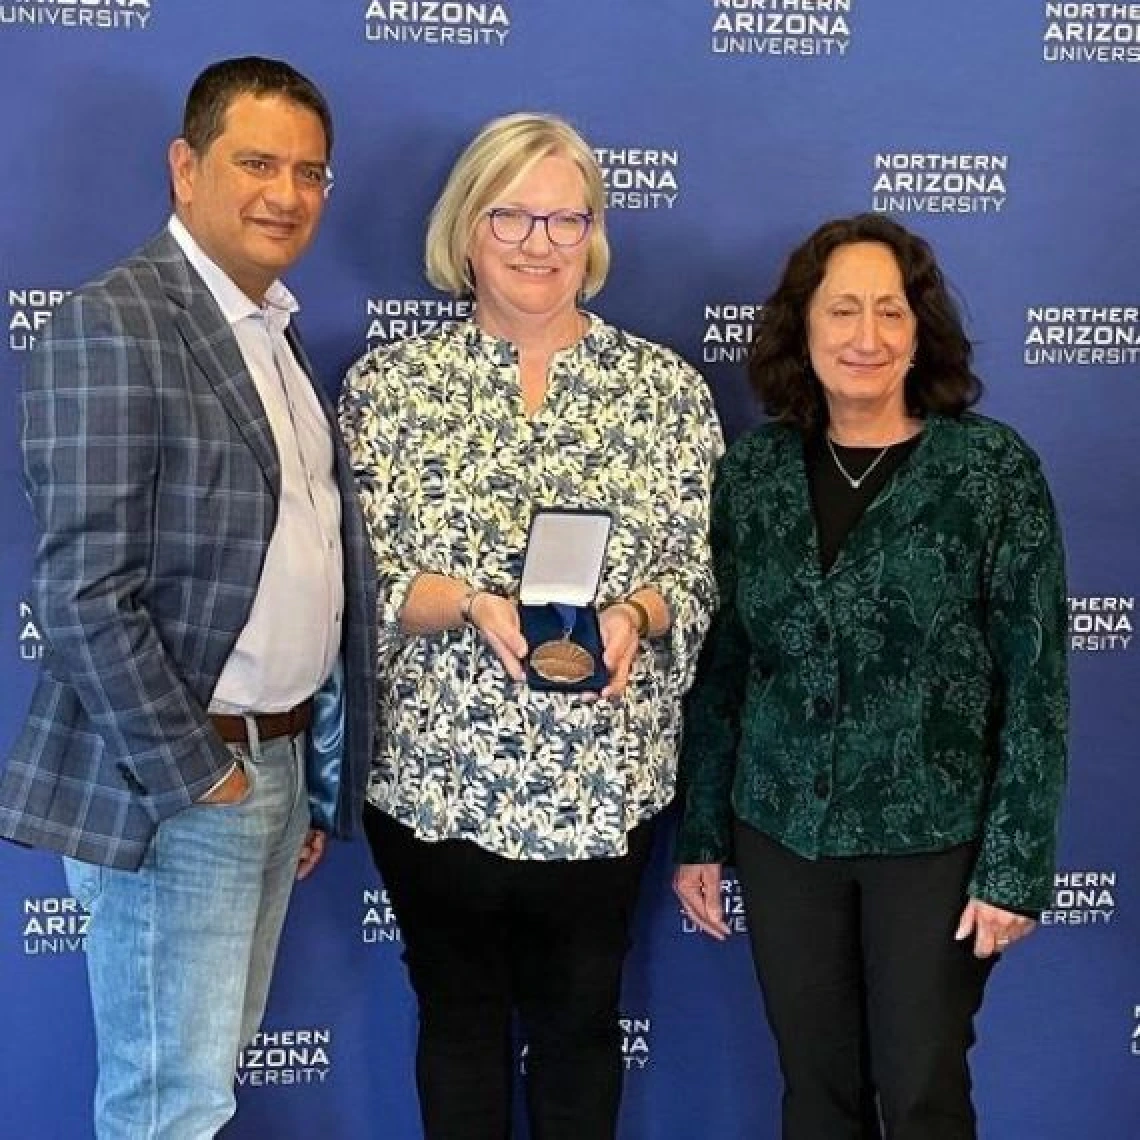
[210,699,313,744]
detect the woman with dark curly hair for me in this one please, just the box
[673,213,1068,1140]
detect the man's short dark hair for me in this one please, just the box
[181,56,333,158]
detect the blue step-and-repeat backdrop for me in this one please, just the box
[1,3,1137,1137]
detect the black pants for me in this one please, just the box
[734,822,996,1140]
[364,806,654,1140]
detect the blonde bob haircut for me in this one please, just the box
[425,112,611,301]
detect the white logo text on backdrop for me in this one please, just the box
[1043,3,1140,63]
[0,0,152,31]
[870,154,1009,215]
[1025,307,1140,366]
[364,2,511,46]
[22,894,88,955]
[1067,597,1133,653]
[364,297,474,349]
[1040,870,1118,927]
[703,304,761,366]
[710,0,854,56]
[237,1028,333,1088]
[6,288,67,353]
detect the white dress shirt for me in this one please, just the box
[169,216,343,714]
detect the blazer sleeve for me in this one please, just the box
[674,456,751,864]
[969,443,1069,913]
[22,291,234,816]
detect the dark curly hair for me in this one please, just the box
[748,213,982,431]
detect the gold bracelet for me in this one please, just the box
[622,597,651,638]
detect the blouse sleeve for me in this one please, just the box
[970,442,1069,913]
[338,349,422,669]
[648,356,725,696]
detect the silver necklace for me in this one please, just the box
[826,435,892,490]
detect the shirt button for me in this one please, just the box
[814,772,831,799]
[814,695,833,719]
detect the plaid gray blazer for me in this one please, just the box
[0,231,377,869]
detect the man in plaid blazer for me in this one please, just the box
[0,58,376,1138]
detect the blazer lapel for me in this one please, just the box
[752,426,824,586]
[284,322,316,383]
[146,232,282,496]
[285,322,336,424]
[830,415,967,577]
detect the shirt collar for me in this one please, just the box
[167,215,299,334]
[458,311,610,361]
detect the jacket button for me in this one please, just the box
[813,695,833,719]
[814,773,830,799]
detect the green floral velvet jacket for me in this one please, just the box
[676,413,1069,913]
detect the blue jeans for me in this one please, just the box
[64,729,309,1140]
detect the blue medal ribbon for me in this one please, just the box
[552,602,578,640]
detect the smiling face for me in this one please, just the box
[169,92,329,302]
[806,240,918,425]
[468,152,591,337]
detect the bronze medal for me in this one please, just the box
[530,638,595,684]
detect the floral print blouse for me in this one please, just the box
[340,316,723,859]
[675,413,1069,913]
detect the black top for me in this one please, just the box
[806,431,923,573]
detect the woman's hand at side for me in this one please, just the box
[955,897,1037,958]
[673,862,731,941]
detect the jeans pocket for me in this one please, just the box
[62,856,105,912]
[199,748,257,809]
